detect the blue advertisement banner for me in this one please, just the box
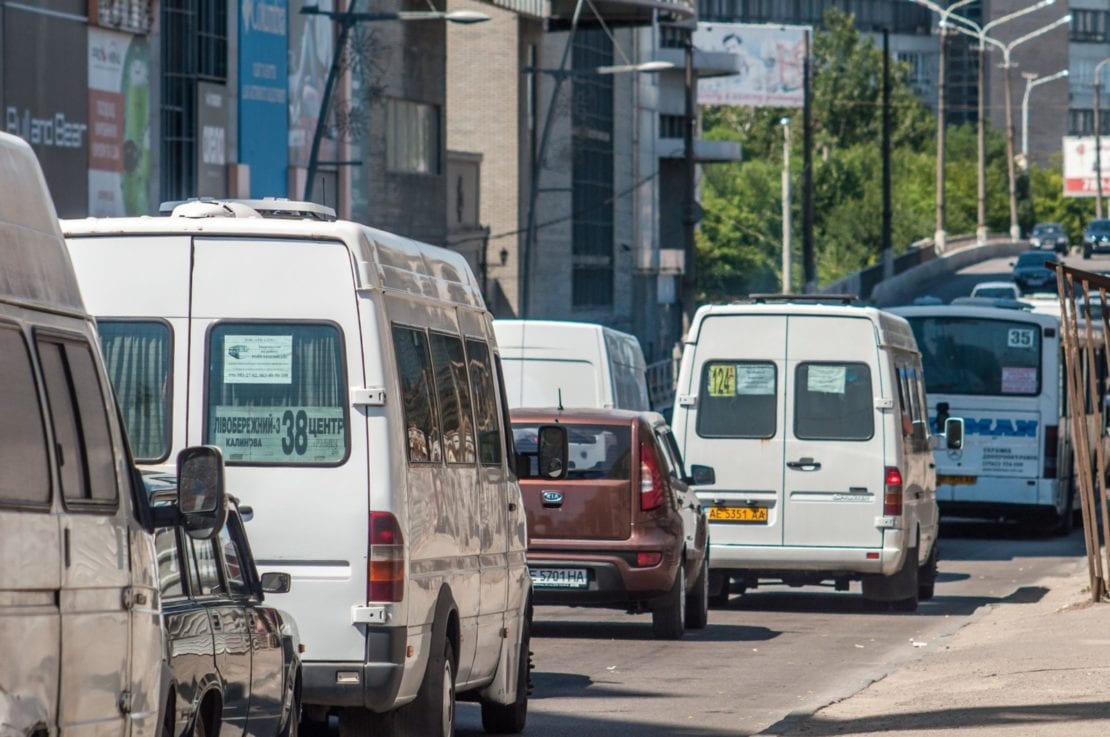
[239,0,289,197]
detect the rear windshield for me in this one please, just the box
[1034,224,1063,235]
[696,361,777,439]
[97,320,172,462]
[512,423,631,480]
[794,362,874,441]
[908,316,1042,397]
[1016,253,1054,267]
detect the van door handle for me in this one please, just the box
[786,458,821,471]
[210,615,222,631]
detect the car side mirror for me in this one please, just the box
[177,445,227,541]
[945,417,965,450]
[689,464,716,486]
[260,571,292,594]
[537,425,568,480]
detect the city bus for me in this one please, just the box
[890,304,1076,531]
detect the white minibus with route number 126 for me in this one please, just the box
[890,304,1074,531]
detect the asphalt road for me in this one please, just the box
[457,525,1085,736]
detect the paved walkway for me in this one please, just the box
[765,558,1110,736]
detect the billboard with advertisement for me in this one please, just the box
[693,22,808,109]
[197,82,230,198]
[1063,136,1110,198]
[3,1,89,217]
[240,0,289,197]
[88,28,151,216]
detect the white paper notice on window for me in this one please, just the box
[1001,366,1037,394]
[736,365,775,395]
[223,335,293,384]
[1007,328,1035,349]
[807,365,846,394]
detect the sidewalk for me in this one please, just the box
[768,561,1110,736]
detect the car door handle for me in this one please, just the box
[786,458,821,471]
[210,615,222,631]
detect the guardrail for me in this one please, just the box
[820,235,981,302]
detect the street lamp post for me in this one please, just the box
[781,117,791,293]
[953,14,1071,242]
[910,0,976,254]
[300,3,489,203]
[1021,69,1068,165]
[1095,58,1110,218]
[947,0,1057,244]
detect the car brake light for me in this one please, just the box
[640,442,664,511]
[883,466,903,516]
[368,511,404,602]
[635,551,663,567]
[1043,425,1058,479]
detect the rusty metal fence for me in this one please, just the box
[1053,262,1110,603]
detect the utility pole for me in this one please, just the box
[1004,56,1019,241]
[935,22,947,253]
[680,27,698,334]
[882,29,892,279]
[802,30,815,292]
[782,116,792,293]
[976,36,987,244]
[1097,65,1106,219]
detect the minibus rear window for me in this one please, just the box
[205,323,348,465]
[98,320,172,463]
[794,362,874,441]
[696,361,777,439]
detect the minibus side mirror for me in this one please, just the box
[945,417,965,450]
[688,464,716,486]
[260,571,292,595]
[536,425,568,480]
[177,445,227,540]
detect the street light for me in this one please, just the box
[948,0,1057,244]
[300,3,490,203]
[1021,69,1068,164]
[952,13,1071,242]
[781,117,791,293]
[1095,58,1110,218]
[910,0,977,253]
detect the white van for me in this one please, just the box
[493,319,650,410]
[64,200,531,737]
[0,133,225,737]
[671,298,950,611]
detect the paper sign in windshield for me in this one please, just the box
[736,365,775,395]
[1001,366,1037,394]
[211,405,345,462]
[806,365,846,394]
[223,335,293,384]
[708,364,736,396]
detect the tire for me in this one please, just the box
[684,556,709,630]
[1084,247,1092,259]
[393,639,456,737]
[708,572,730,608]
[862,545,919,613]
[891,547,920,613]
[481,606,531,734]
[917,543,938,602]
[652,564,685,640]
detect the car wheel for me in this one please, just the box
[917,544,938,602]
[708,572,730,608]
[1084,246,1092,259]
[652,564,685,640]
[393,638,456,737]
[891,546,920,613]
[481,602,531,734]
[684,556,709,630]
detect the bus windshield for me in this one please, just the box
[907,316,1042,397]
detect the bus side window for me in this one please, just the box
[896,367,912,438]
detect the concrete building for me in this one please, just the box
[1064,2,1110,141]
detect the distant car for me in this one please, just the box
[1029,222,1069,253]
[970,281,1021,300]
[1010,251,1058,294]
[511,408,711,639]
[148,476,301,737]
[1083,219,1110,258]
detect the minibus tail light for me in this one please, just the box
[640,443,664,511]
[368,511,404,602]
[883,467,903,516]
[1043,425,1058,479]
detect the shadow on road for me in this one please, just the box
[533,618,779,643]
[766,700,1110,736]
[457,701,748,737]
[713,585,1048,617]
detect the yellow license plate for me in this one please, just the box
[937,474,977,486]
[708,506,768,523]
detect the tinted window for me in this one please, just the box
[909,317,1042,396]
[430,333,477,464]
[466,340,503,466]
[37,337,118,505]
[154,528,186,599]
[218,524,249,596]
[190,538,222,596]
[696,361,777,438]
[513,423,631,480]
[794,362,874,441]
[1016,253,1054,267]
[393,326,442,463]
[206,323,347,465]
[98,320,172,462]
[0,327,50,506]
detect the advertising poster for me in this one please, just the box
[1063,136,1110,198]
[240,0,290,197]
[3,1,89,217]
[694,23,809,109]
[197,82,230,198]
[288,0,335,168]
[88,28,151,216]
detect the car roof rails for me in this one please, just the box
[746,293,860,305]
[158,197,338,221]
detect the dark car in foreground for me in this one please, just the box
[1010,250,1058,294]
[1029,222,1069,253]
[511,408,711,639]
[1083,219,1110,258]
[147,475,301,737]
